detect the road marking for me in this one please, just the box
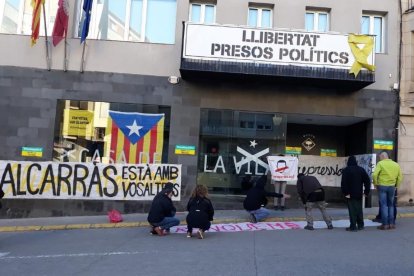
[0,251,149,260]
[0,252,10,258]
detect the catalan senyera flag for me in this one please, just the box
[106,111,165,164]
[31,0,45,46]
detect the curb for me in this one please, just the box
[0,213,413,233]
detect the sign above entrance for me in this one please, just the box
[182,23,375,70]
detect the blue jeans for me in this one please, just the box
[378,185,396,225]
[152,216,180,230]
[249,207,270,221]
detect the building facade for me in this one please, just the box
[0,0,406,217]
[400,0,414,207]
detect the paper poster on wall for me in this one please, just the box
[63,109,94,137]
[321,149,337,157]
[285,146,302,155]
[373,140,393,150]
[267,156,298,181]
[21,147,43,157]
[0,161,182,201]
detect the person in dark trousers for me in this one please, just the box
[243,175,290,223]
[297,173,333,230]
[372,191,398,224]
[186,185,214,239]
[147,182,180,236]
[341,156,371,232]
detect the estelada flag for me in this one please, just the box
[31,0,45,46]
[52,0,69,46]
[106,111,165,164]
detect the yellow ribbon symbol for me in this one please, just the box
[348,34,376,77]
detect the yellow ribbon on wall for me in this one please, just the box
[348,34,376,77]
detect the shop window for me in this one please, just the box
[189,2,216,24]
[198,109,286,195]
[53,100,171,164]
[248,5,272,28]
[0,0,58,35]
[305,10,329,32]
[361,13,385,53]
[75,0,177,44]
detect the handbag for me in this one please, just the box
[108,209,123,223]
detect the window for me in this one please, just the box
[305,11,329,32]
[189,3,215,24]
[361,14,384,53]
[198,109,286,195]
[0,0,57,36]
[248,6,272,28]
[53,100,171,164]
[76,0,177,44]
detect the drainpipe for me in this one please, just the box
[395,0,403,162]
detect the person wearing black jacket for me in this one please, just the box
[147,182,180,236]
[186,185,214,239]
[297,174,333,230]
[243,175,289,223]
[341,156,371,231]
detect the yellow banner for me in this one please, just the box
[348,34,375,77]
[63,109,94,137]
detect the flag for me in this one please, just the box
[106,111,165,164]
[80,0,93,43]
[31,0,45,46]
[52,0,69,46]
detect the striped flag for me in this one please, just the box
[31,0,45,46]
[52,0,69,46]
[106,111,165,164]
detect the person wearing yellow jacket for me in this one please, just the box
[372,151,403,230]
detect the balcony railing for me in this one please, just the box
[407,0,414,12]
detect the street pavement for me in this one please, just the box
[0,207,413,275]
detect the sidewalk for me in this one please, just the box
[0,206,413,233]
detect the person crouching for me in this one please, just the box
[243,175,290,223]
[147,182,180,236]
[186,185,214,239]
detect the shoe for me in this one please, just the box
[372,218,381,223]
[186,232,192,238]
[304,225,314,231]
[154,226,164,236]
[346,227,357,232]
[150,227,158,235]
[197,229,204,239]
[163,229,170,235]
[327,225,334,230]
[274,206,280,210]
[280,206,286,211]
[357,226,364,231]
[389,224,396,229]
[249,214,257,223]
[377,225,390,230]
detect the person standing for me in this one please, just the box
[296,173,333,230]
[273,179,287,210]
[243,175,290,223]
[341,156,371,231]
[372,151,403,230]
[147,182,180,236]
[186,185,214,239]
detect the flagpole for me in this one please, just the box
[42,2,51,71]
[64,35,68,72]
[80,41,86,73]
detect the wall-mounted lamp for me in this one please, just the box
[272,115,282,126]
